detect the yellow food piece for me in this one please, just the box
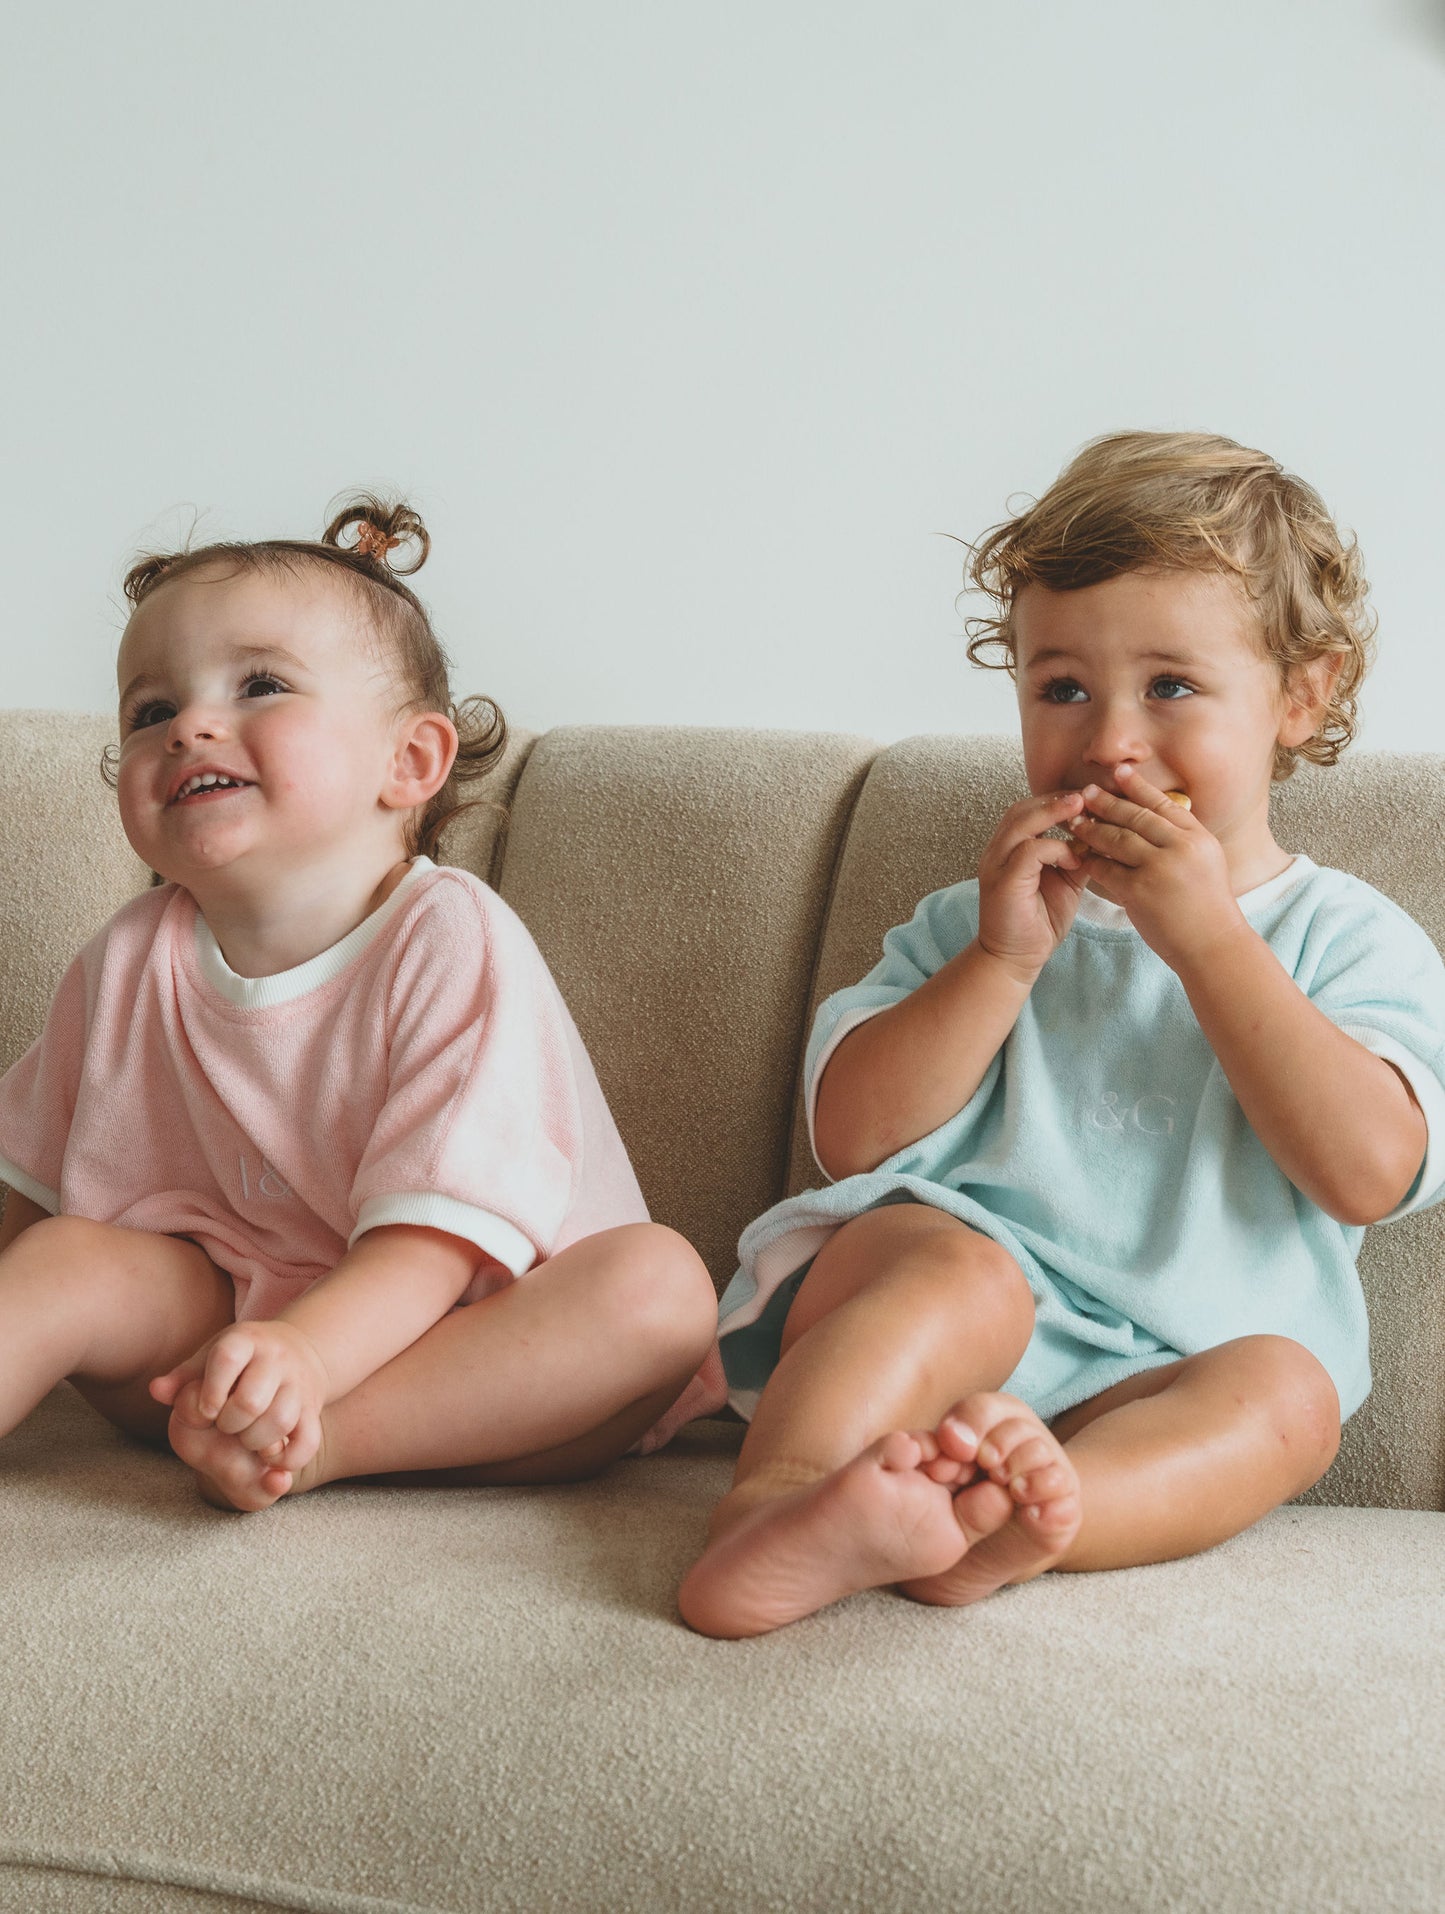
[1164,790,1191,809]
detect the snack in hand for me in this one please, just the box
[1054,784,1190,851]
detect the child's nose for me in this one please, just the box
[166,703,229,748]
[1082,702,1149,770]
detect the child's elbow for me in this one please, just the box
[1326,1145,1426,1228]
[812,1099,882,1183]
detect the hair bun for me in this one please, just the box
[322,494,430,577]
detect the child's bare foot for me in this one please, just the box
[899,1391,1081,1606]
[677,1427,1017,1639]
[166,1383,329,1512]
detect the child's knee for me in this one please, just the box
[785,1206,1034,1370]
[893,1210,1033,1324]
[1,1214,124,1302]
[594,1222,718,1363]
[1239,1335,1341,1485]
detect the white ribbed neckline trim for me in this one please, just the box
[194,857,436,1007]
[1072,854,1314,933]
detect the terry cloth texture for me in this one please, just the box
[0,858,653,1312]
[719,853,1445,1424]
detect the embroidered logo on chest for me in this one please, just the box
[238,1153,293,1200]
[1083,1092,1179,1138]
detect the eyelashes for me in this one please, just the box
[1038,676,1196,705]
[122,673,288,731]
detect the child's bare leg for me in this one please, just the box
[903,1334,1340,1605]
[178,1223,719,1511]
[677,1202,1048,1638]
[0,1215,233,1446]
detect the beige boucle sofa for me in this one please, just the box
[2,710,1444,1914]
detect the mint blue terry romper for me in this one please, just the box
[718,856,1445,1425]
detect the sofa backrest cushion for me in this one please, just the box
[0,712,150,1077]
[495,726,874,1286]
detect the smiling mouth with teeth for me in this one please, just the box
[171,774,253,805]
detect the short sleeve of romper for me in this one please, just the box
[348,874,589,1277]
[800,881,983,1181]
[718,857,1445,1426]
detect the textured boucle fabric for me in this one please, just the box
[0,712,151,1074]
[2,1386,1443,1914]
[433,723,536,889]
[495,725,874,1285]
[785,736,1445,1513]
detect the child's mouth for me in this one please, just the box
[169,775,254,807]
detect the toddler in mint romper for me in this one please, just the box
[719,855,1445,1426]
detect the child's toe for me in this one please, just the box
[992,1435,1062,1484]
[876,1430,925,1472]
[1017,1489,1082,1538]
[1008,1458,1073,1503]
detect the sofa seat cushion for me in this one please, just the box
[3,1387,1442,1913]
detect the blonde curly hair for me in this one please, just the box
[962,431,1377,780]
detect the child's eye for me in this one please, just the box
[241,673,286,699]
[1038,676,1196,704]
[1040,678,1085,704]
[124,699,175,731]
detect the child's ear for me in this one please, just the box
[1276,655,1343,749]
[381,711,459,812]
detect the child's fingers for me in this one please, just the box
[150,1345,212,1405]
[1036,837,1085,870]
[213,1357,283,1437]
[195,1329,261,1423]
[148,1362,197,1406]
[1069,815,1144,866]
[277,1409,321,1474]
[165,1377,215,1430]
[988,792,1084,868]
[238,1383,301,1455]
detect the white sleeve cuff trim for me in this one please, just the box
[805,1004,890,1183]
[0,1158,58,1214]
[350,1194,538,1275]
[1337,1025,1445,1223]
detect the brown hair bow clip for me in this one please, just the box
[353,520,400,562]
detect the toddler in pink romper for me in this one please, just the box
[0,496,723,1511]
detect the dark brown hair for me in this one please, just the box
[108,493,507,858]
[962,431,1376,780]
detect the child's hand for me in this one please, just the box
[1067,766,1247,969]
[976,790,1092,979]
[150,1320,331,1472]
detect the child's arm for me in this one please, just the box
[1073,767,1427,1225]
[1177,932,1425,1225]
[814,943,1036,1179]
[151,1224,480,1459]
[814,789,1091,1179]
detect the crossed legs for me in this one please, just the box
[0,1211,718,1508]
[678,1201,1341,1637]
